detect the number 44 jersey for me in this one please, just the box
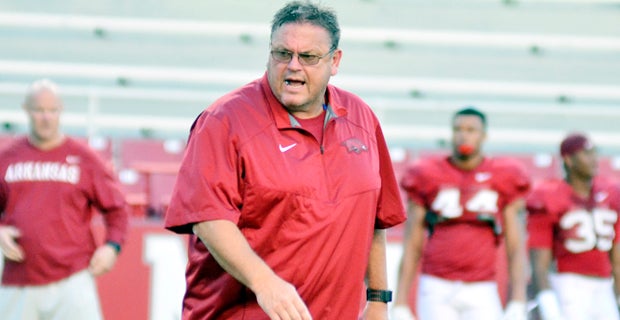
[527,176,620,277]
[401,156,531,282]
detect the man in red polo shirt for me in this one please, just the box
[164,2,406,319]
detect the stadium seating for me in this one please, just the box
[0,134,113,165]
[598,155,620,183]
[494,152,562,183]
[0,1,619,154]
[117,138,186,217]
[74,135,114,166]
[0,134,15,150]
[1,2,617,319]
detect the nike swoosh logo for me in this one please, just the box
[595,192,608,202]
[66,155,80,164]
[475,172,492,182]
[279,143,297,153]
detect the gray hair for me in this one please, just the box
[270,1,340,51]
[23,78,60,107]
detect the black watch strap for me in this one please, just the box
[106,241,121,254]
[366,288,392,303]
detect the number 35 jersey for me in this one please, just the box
[527,177,620,277]
[401,156,531,281]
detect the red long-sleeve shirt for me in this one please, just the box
[0,136,129,285]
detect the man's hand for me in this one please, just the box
[390,305,416,320]
[0,225,24,262]
[254,274,312,320]
[88,243,118,276]
[502,300,527,320]
[361,301,389,320]
[536,290,563,320]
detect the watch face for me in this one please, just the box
[367,289,393,303]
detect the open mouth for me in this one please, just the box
[284,79,305,87]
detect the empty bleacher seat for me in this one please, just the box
[598,155,620,183]
[74,135,114,167]
[117,138,186,217]
[494,152,561,183]
[0,134,15,150]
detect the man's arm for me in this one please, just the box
[193,219,312,320]
[530,248,553,293]
[500,197,531,319]
[610,243,620,306]
[90,199,129,276]
[530,247,563,320]
[391,202,426,319]
[503,198,528,303]
[526,201,563,320]
[88,151,130,276]
[363,229,389,319]
[0,225,24,262]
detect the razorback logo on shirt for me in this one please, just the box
[341,138,368,154]
[4,161,80,184]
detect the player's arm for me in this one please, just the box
[503,197,528,303]
[612,186,620,307]
[362,229,389,319]
[611,242,620,307]
[501,197,533,319]
[392,202,426,319]
[530,247,553,292]
[192,219,312,320]
[526,196,563,320]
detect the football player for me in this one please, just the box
[527,133,620,320]
[391,107,531,320]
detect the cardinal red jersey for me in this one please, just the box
[401,156,530,281]
[526,177,620,277]
[164,74,406,319]
[0,137,129,285]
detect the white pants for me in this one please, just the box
[417,274,503,320]
[0,269,103,320]
[551,273,620,320]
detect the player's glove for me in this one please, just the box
[390,305,415,320]
[501,300,526,320]
[536,290,563,320]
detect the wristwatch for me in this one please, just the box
[366,288,393,303]
[106,241,122,253]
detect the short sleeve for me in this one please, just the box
[400,160,428,207]
[374,124,406,229]
[608,182,620,245]
[526,188,554,249]
[165,112,243,234]
[496,159,531,205]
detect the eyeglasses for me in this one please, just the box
[270,48,335,66]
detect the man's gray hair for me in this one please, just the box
[270,1,340,51]
[23,78,60,107]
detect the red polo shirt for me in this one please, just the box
[165,73,406,319]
